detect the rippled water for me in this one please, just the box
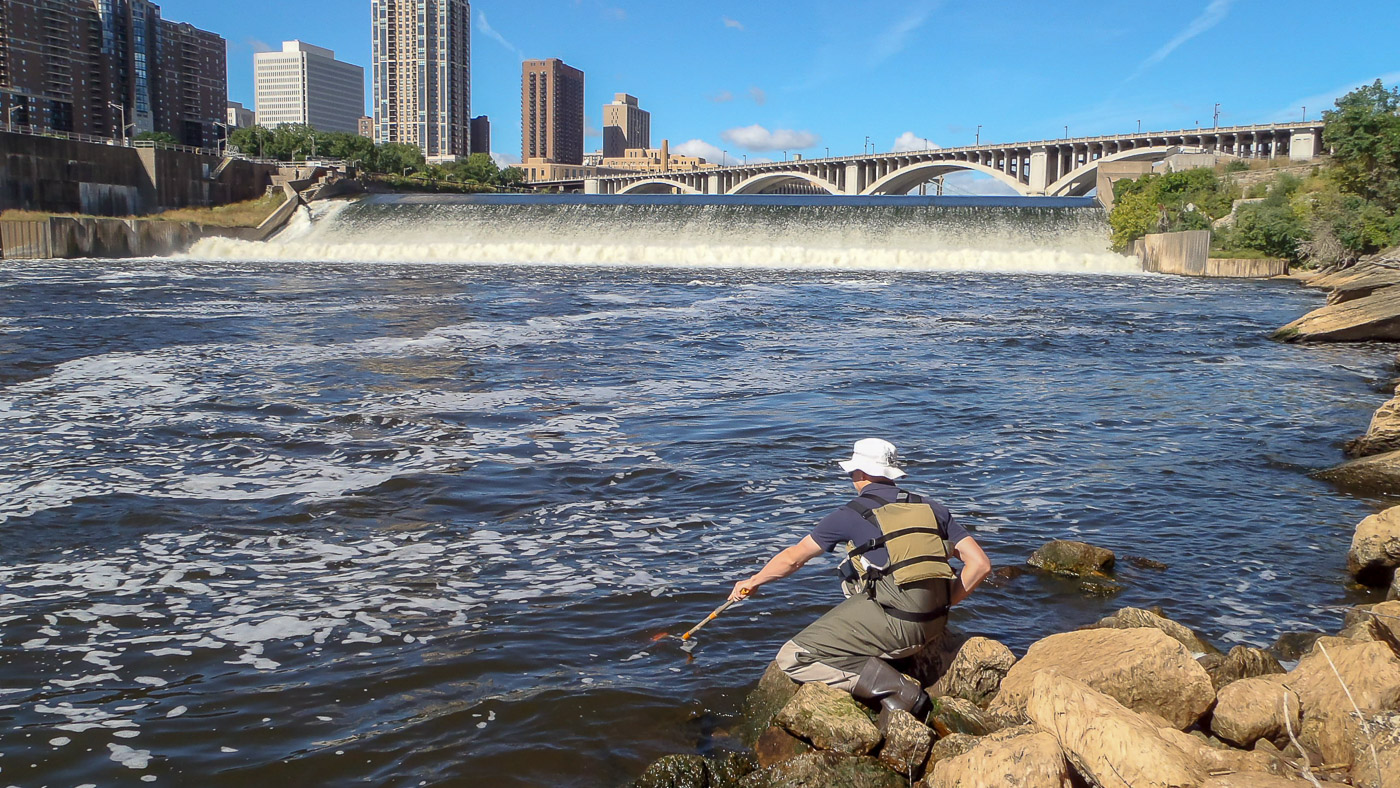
[0,258,1393,787]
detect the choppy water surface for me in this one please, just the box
[0,257,1393,787]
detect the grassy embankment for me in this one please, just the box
[0,190,287,228]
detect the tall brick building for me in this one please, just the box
[0,0,226,148]
[521,58,584,166]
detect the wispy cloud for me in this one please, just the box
[1129,0,1233,80]
[477,11,525,60]
[709,90,735,103]
[749,87,768,106]
[1267,71,1400,122]
[722,16,744,31]
[870,2,937,66]
[893,131,940,152]
[720,125,820,152]
[491,151,522,168]
[247,38,274,54]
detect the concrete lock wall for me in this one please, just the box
[0,217,263,259]
[1,131,280,216]
[1137,229,1288,278]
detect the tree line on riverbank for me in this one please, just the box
[225,124,526,191]
[1110,80,1400,267]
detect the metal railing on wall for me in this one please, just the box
[2,121,220,157]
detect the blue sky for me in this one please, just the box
[164,0,1398,173]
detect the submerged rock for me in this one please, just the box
[926,695,1011,738]
[755,726,810,769]
[1027,540,1115,577]
[928,637,1016,708]
[1210,675,1299,749]
[1090,606,1219,656]
[1126,555,1169,570]
[773,683,881,756]
[1347,506,1400,587]
[1348,710,1400,788]
[1273,286,1400,342]
[735,752,902,788]
[1201,645,1285,691]
[1024,673,1207,788]
[875,709,932,780]
[926,725,1071,788]
[1270,631,1324,661]
[1288,636,1400,768]
[1315,450,1400,496]
[739,662,800,747]
[988,628,1215,730]
[632,754,713,788]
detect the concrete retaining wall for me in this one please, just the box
[1136,230,1288,278]
[0,217,261,259]
[1,131,279,216]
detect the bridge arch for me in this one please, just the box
[860,160,1030,196]
[726,171,841,195]
[615,178,700,195]
[1045,146,1179,197]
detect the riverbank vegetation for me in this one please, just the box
[1110,79,1400,267]
[225,124,525,189]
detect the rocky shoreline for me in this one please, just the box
[628,255,1400,788]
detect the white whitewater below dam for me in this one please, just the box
[186,194,1142,274]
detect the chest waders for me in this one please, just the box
[838,490,955,623]
[842,490,952,729]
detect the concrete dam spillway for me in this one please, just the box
[186,194,1141,274]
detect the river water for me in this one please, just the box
[0,196,1393,787]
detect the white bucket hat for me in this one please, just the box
[838,438,906,480]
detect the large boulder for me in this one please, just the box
[1091,607,1219,656]
[1204,776,1348,788]
[1348,506,1400,587]
[1322,263,1400,305]
[928,637,1016,707]
[988,628,1216,730]
[1315,451,1400,496]
[1156,727,1291,778]
[774,683,881,756]
[1391,571,1400,601]
[1287,636,1400,767]
[1273,287,1400,342]
[927,695,1012,738]
[876,709,932,780]
[739,662,800,746]
[1348,710,1400,788]
[1024,673,1208,788]
[1201,645,1285,691]
[1348,394,1400,457]
[755,726,811,769]
[736,752,903,788]
[1027,540,1115,577]
[925,733,979,766]
[1209,676,1299,749]
[925,725,1072,788]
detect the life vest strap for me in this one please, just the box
[847,525,948,558]
[881,603,949,623]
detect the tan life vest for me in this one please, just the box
[843,490,956,587]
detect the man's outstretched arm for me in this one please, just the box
[949,536,991,606]
[729,535,825,601]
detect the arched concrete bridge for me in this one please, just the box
[561,122,1323,197]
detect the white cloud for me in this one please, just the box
[247,38,273,54]
[720,125,821,152]
[710,90,734,103]
[672,139,731,165]
[749,87,767,106]
[941,172,1020,196]
[477,11,525,60]
[1129,0,1232,80]
[871,2,937,65]
[491,151,521,168]
[722,16,744,31]
[892,131,940,152]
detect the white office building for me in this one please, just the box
[254,41,365,133]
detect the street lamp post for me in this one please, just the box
[1301,106,1307,122]
[1137,119,1141,133]
[1064,125,1068,139]
[107,101,129,144]
[213,121,228,156]
[864,135,870,155]
[825,146,829,159]
[976,124,981,145]
[722,149,727,166]
[1213,103,1220,129]
[6,104,21,131]
[782,150,787,161]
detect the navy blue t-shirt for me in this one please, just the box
[809,482,971,567]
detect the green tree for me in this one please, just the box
[134,131,178,144]
[371,142,425,175]
[1323,79,1400,208]
[1108,169,1237,251]
[498,166,526,188]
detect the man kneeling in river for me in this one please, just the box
[730,438,991,726]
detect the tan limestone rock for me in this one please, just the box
[1349,507,1400,587]
[774,682,882,756]
[988,627,1215,730]
[1210,676,1300,749]
[1274,287,1400,342]
[926,725,1071,788]
[1369,600,1400,656]
[925,732,978,766]
[1348,395,1400,457]
[1316,452,1400,498]
[1158,726,1290,777]
[1024,672,1208,788]
[1285,636,1400,768]
[1348,710,1400,788]
[927,695,1013,738]
[876,709,932,780]
[1202,646,1286,692]
[1091,606,1220,656]
[929,636,1016,708]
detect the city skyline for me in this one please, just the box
[160,0,1398,185]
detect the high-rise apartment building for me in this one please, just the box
[470,114,489,155]
[371,0,471,160]
[602,93,649,158]
[521,58,584,165]
[0,0,225,147]
[255,40,364,133]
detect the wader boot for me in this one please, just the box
[851,656,931,731]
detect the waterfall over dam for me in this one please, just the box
[187,194,1140,274]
